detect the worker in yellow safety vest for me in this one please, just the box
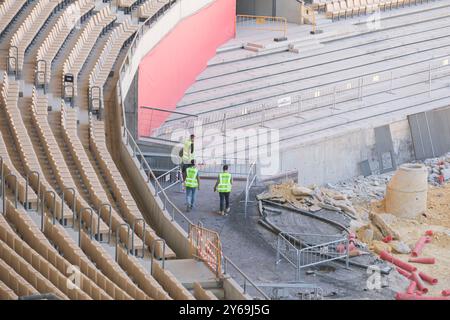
[214,165,232,216]
[185,159,200,212]
[181,134,195,182]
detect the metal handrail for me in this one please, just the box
[2,173,18,215]
[60,187,76,227]
[151,55,450,138]
[244,161,257,218]
[123,126,194,226]
[222,255,270,300]
[116,223,130,262]
[35,59,47,93]
[41,190,56,231]
[132,218,145,257]
[7,45,18,78]
[150,238,166,276]
[98,203,112,243]
[79,207,94,247]
[25,171,39,211]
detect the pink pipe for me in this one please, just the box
[408,257,436,264]
[412,236,431,257]
[411,272,428,293]
[396,293,450,300]
[406,281,417,294]
[442,290,450,296]
[380,251,418,272]
[396,267,412,279]
[419,271,438,285]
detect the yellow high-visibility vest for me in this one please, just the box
[217,172,232,192]
[182,140,194,163]
[185,167,198,188]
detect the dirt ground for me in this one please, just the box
[367,183,450,297]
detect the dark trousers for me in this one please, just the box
[219,192,230,212]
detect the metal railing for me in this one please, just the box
[151,55,450,140]
[244,161,257,217]
[222,255,270,300]
[155,165,182,194]
[276,232,350,281]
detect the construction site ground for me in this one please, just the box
[167,178,406,300]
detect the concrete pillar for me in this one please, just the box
[385,163,428,219]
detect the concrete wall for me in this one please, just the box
[281,119,415,186]
[237,0,302,23]
[120,0,233,104]
[118,138,193,259]
[276,0,302,23]
[124,71,138,139]
[237,0,274,16]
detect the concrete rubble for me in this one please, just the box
[325,152,450,206]
[257,180,358,219]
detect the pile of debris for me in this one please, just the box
[423,152,450,186]
[325,173,393,206]
[256,181,358,219]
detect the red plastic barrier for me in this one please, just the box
[408,257,435,264]
[419,271,438,285]
[380,251,418,272]
[396,293,450,300]
[442,290,450,296]
[406,281,417,294]
[396,267,412,279]
[412,236,431,257]
[425,230,433,236]
[411,272,428,293]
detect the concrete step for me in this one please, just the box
[162,258,221,290]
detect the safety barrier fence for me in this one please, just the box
[152,55,450,140]
[236,14,288,38]
[276,232,349,281]
[189,224,222,276]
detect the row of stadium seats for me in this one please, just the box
[8,0,65,76]
[30,88,110,237]
[89,19,138,113]
[60,104,153,256]
[63,6,117,99]
[36,0,96,87]
[0,0,27,37]
[137,0,170,20]
[1,73,73,225]
[325,0,433,20]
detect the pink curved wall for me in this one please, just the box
[138,0,236,138]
